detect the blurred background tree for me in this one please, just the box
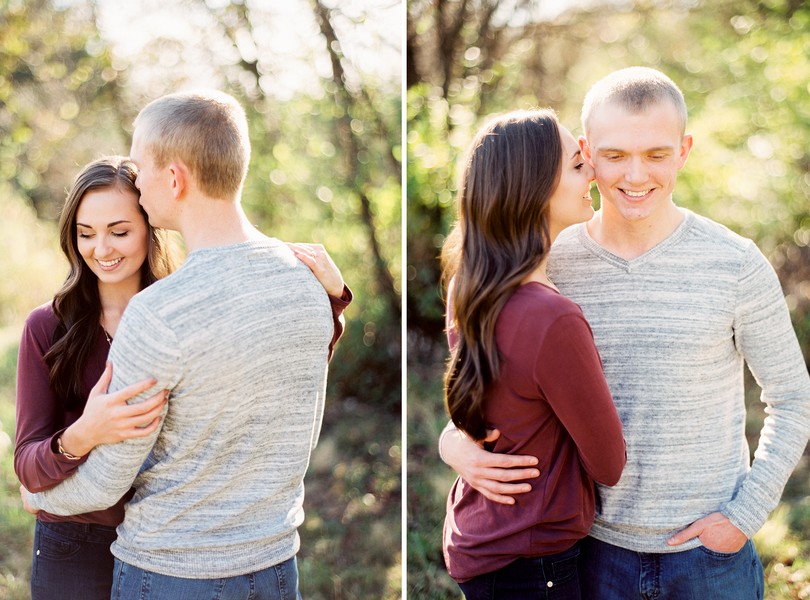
[0,0,401,598]
[407,1,810,598]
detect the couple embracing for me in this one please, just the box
[15,90,352,600]
[440,67,810,599]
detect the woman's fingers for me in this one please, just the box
[287,242,316,263]
[89,361,114,396]
[119,390,168,417]
[128,415,163,437]
[109,378,159,404]
[119,394,167,437]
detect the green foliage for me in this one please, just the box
[241,85,402,411]
[0,0,129,222]
[300,401,402,599]
[0,186,64,326]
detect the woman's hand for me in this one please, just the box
[440,427,540,505]
[59,362,167,458]
[288,242,345,297]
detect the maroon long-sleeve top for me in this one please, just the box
[443,282,626,582]
[14,286,352,526]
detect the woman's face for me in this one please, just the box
[75,187,149,290]
[546,125,595,237]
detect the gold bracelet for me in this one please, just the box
[56,436,83,461]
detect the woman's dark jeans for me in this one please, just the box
[30,520,118,600]
[458,543,582,600]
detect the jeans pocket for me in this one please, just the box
[550,547,580,584]
[37,523,83,561]
[696,543,744,560]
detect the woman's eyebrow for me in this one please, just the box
[76,220,132,228]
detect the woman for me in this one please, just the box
[441,110,626,599]
[14,156,350,599]
[14,156,173,600]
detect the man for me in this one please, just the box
[24,90,350,598]
[441,67,810,598]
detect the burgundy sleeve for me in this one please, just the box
[327,284,353,362]
[14,309,88,493]
[533,313,626,486]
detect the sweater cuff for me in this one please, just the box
[438,420,457,465]
[721,485,773,539]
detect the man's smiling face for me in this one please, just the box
[582,99,693,224]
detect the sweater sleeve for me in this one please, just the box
[723,243,810,537]
[26,298,182,515]
[327,284,352,361]
[533,312,626,486]
[14,307,88,492]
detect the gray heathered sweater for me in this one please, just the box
[547,209,810,552]
[28,237,335,577]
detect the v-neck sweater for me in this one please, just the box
[546,209,810,552]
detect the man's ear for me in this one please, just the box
[678,133,694,169]
[168,162,189,200]
[579,136,594,165]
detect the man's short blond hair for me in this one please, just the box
[134,90,251,200]
[581,67,688,137]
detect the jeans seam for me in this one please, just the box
[278,561,289,598]
[140,568,151,600]
[112,560,122,599]
[246,572,256,600]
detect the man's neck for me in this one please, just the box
[587,203,685,260]
[177,197,265,252]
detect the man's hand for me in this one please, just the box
[667,512,747,553]
[441,427,540,505]
[19,485,39,515]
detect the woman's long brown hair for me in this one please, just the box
[442,110,563,440]
[44,156,176,411]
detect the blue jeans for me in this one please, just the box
[30,520,118,600]
[458,543,581,599]
[111,555,302,600]
[580,536,764,599]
